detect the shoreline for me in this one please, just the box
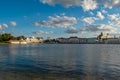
[1,42,120,45]
[0,42,9,44]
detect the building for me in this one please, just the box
[105,38,120,44]
[9,40,27,44]
[97,33,111,43]
[57,37,87,44]
[25,36,43,43]
[87,38,97,44]
[9,36,43,44]
[56,38,69,43]
[101,33,111,39]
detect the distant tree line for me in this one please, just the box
[0,33,26,42]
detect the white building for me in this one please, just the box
[25,36,43,43]
[105,38,120,44]
[10,36,43,44]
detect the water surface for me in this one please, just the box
[0,44,120,80]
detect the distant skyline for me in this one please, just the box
[0,0,120,39]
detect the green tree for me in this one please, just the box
[17,36,26,40]
[0,33,12,42]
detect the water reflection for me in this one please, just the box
[0,44,120,80]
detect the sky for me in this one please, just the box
[1,0,120,39]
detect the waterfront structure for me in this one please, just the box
[9,40,27,44]
[87,38,97,44]
[96,32,120,44]
[10,41,21,44]
[9,36,43,44]
[57,37,87,44]
[9,34,120,44]
[105,38,120,44]
[101,33,111,39]
[97,33,111,43]
[56,38,69,43]
[26,36,43,43]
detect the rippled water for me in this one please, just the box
[0,44,120,80]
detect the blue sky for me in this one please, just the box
[1,0,120,39]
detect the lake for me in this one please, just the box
[0,44,120,80]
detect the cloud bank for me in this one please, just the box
[34,15,77,28]
[65,24,117,34]
[33,30,53,35]
[40,0,97,11]
[40,0,120,11]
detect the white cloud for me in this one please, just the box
[102,10,107,14]
[97,11,105,20]
[0,21,17,31]
[39,0,81,8]
[102,1,113,9]
[81,0,98,11]
[65,26,86,34]
[114,18,120,26]
[40,0,120,11]
[85,24,117,33]
[34,22,40,26]
[2,24,8,28]
[82,17,98,24]
[108,14,119,20]
[107,14,120,27]
[98,0,120,9]
[66,27,79,34]
[65,24,117,34]
[10,21,17,26]
[0,24,8,30]
[111,0,120,7]
[33,30,53,35]
[40,0,98,11]
[34,15,77,28]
